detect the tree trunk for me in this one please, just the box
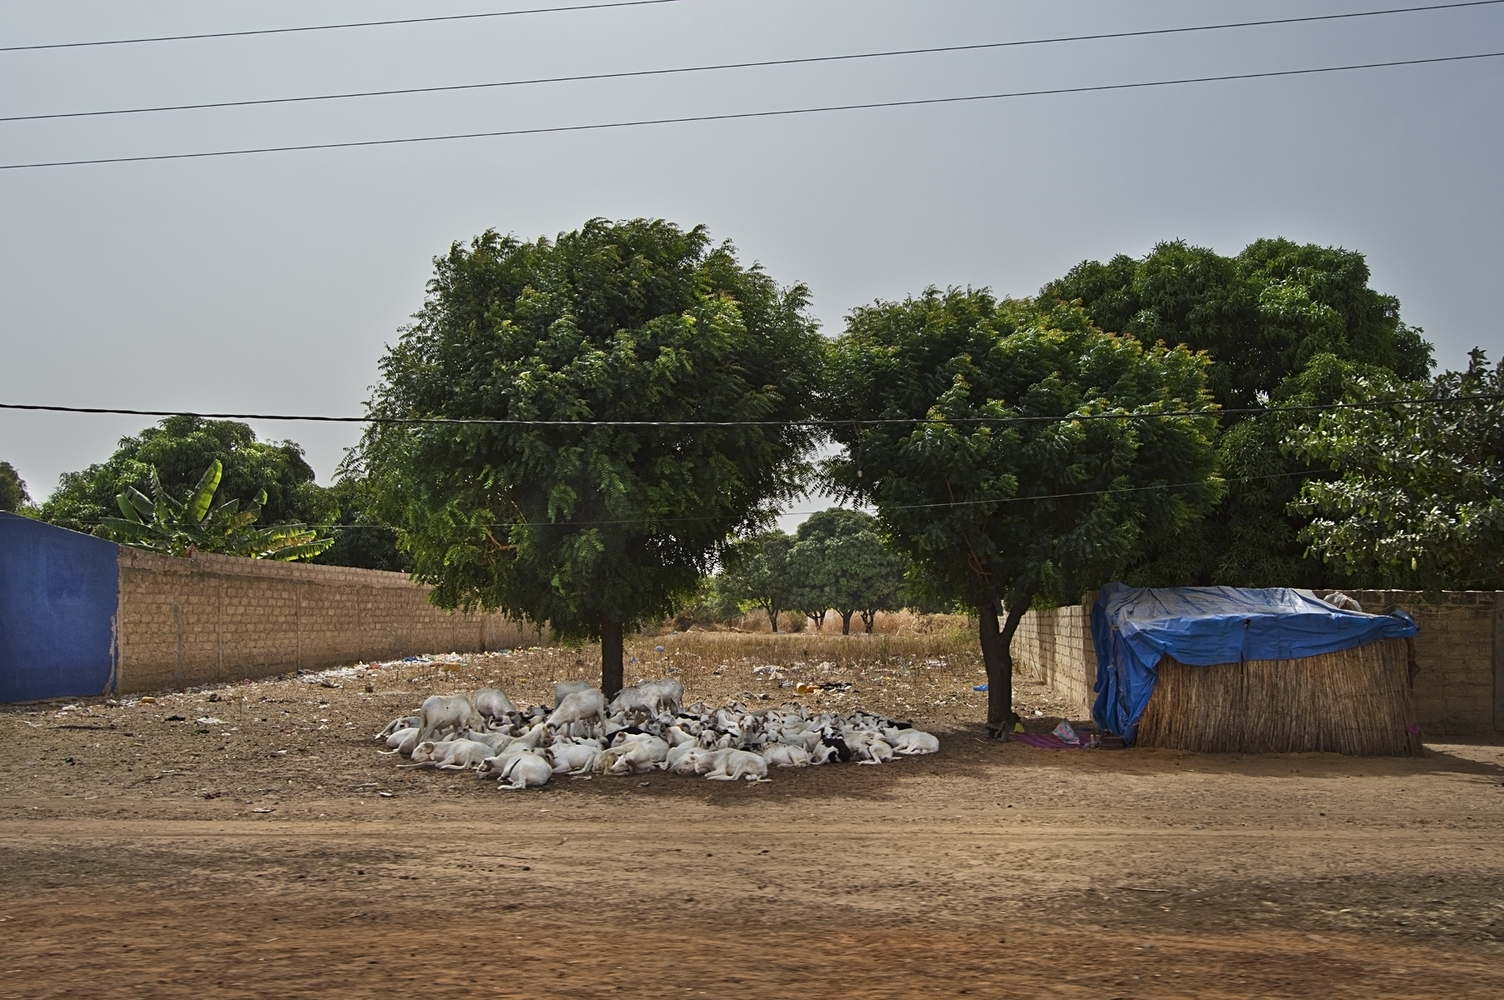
[980,599,1027,736]
[600,613,624,698]
[767,605,780,632]
[839,610,853,635]
[860,609,876,633]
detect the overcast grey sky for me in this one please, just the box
[2,0,1501,520]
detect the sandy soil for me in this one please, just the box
[2,644,1502,998]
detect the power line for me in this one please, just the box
[3,50,1500,171]
[2,395,1500,427]
[7,2,1499,123]
[0,1,690,54]
[57,470,1313,531]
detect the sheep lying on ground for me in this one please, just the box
[376,676,939,791]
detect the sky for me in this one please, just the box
[2,0,1502,527]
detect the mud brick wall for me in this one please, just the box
[115,548,530,693]
[1342,590,1501,738]
[1014,589,1502,737]
[1011,597,1097,719]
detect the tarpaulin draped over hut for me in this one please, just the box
[1090,583,1418,744]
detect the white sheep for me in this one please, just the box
[495,750,553,789]
[547,742,601,775]
[474,686,516,721]
[553,679,595,707]
[883,728,940,755]
[704,749,769,782]
[414,694,484,746]
[546,688,607,735]
[760,743,811,768]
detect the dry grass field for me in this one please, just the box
[2,624,1502,998]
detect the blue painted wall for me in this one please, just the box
[0,513,120,703]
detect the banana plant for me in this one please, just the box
[98,459,334,561]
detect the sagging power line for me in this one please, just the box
[2,395,1499,428]
[7,2,1500,123]
[3,51,1500,171]
[0,0,692,54]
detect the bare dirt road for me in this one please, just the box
[2,646,1502,998]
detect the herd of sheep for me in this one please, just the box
[376,676,940,789]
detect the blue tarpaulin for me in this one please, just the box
[1090,582,1418,745]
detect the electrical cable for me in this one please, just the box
[0,1,691,54]
[3,50,1499,171]
[2,395,1499,427]
[6,2,1499,123]
[57,469,1312,532]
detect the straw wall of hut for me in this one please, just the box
[1135,638,1422,756]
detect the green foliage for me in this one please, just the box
[39,415,335,535]
[720,530,795,631]
[357,218,825,685]
[786,509,908,633]
[1042,238,1432,411]
[0,461,29,513]
[1287,350,1504,590]
[98,459,335,560]
[827,289,1221,609]
[825,288,1220,725]
[1043,238,1436,586]
[312,475,406,572]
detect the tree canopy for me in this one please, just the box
[357,218,825,693]
[1287,350,1504,590]
[1042,238,1435,588]
[40,415,335,536]
[825,289,1220,730]
[0,462,28,513]
[720,530,796,632]
[786,509,908,634]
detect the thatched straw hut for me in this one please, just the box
[1135,639,1422,755]
[1092,583,1421,756]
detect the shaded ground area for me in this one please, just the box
[3,643,1503,997]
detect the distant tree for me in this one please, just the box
[1042,238,1435,588]
[40,415,335,535]
[0,462,29,513]
[99,459,334,560]
[357,219,824,694]
[720,531,796,632]
[1287,350,1504,590]
[312,475,406,572]
[786,509,908,634]
[826,290,1220,733]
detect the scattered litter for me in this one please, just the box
[250,807,275,814]
[973,684,988,692]
[1052,721,1081,745]
[378,792,393,798]
[164,715,186,722]
[139,696,157,705]
[202,791,222,800]
[195,717,224,726]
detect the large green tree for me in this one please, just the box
[40,415,335,535]
[825,289,1220,732]
[357,218,824,693]
[787,508,908,634]
[1042,238,1434,587]
[1287,350,1504,590]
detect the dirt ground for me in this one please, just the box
[2,642,1503,999]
